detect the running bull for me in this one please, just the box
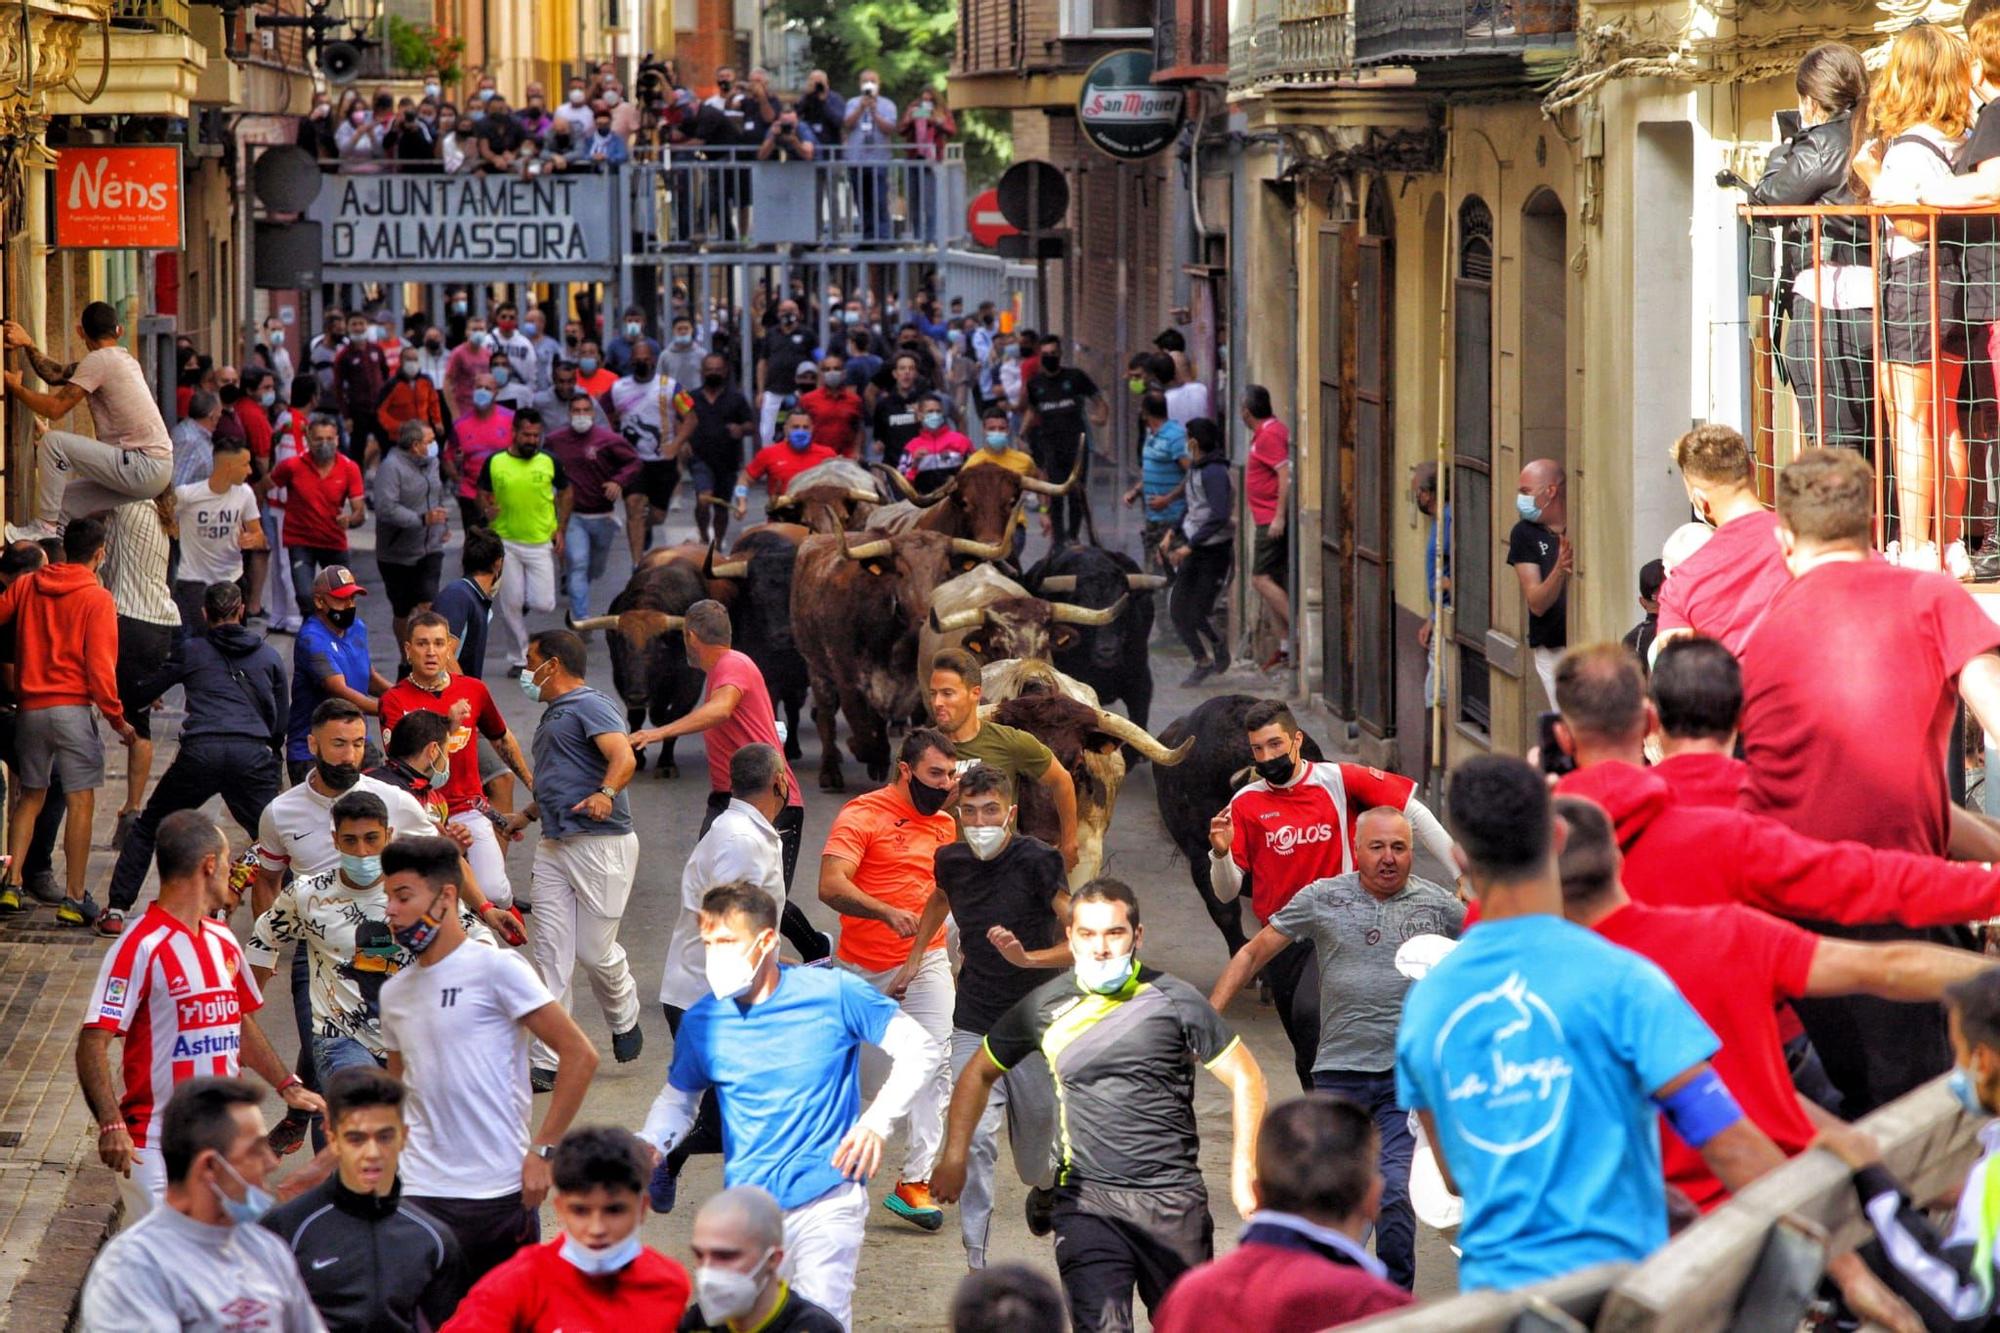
[569,557,709,778]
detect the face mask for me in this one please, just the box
[671,334,693,349]
[309,441,337,464]
[401,363,420,379]
[823,370,844,387]
[964,823,1010,860]
[493,367,511,386]
[424,338,441,353]
[428,750,451,785]
[844,310,861,325]
[326,600,360,629]
[1075,949,1135,995]
[604,91,621,106]
[984,432,1009,450]
[367,324,385,343]
[703,371,725,389]
[259,390,276,408]
[579,357,600,375]
[695,1256,770,1324]
[633,363,655,382]
[469,110,486,123]
[269,329,285,347]
[1515,492,1544,524]
[315,756,360,790]
[907,772,952,816]
[393,885,450,954]
[523,322,540,339]
[922,412,945,431]
[473,389,496,410]
[569,89,587,105]
[424,441,440,461]
[340,852,383,886]
[780,427,812,452]
[1951,1065,1988,1116]
[519,664,549,701]
[425,82,441,98]
[478,88,496,101]
[570,414,595,434]
[560,1231,644,1276]
[1041,355,1061,371]
[1253,751,1298,786]
[705,935,768,1000]
[351,110,369,126]
[497,319,517,334]
[1129,376,1147,395]
[451,301,468,316]
[625,321,644,338]
[211,1158,276,1226]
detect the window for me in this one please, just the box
[1067,0,1152,36]
[1452,196,1493,736]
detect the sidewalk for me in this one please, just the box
[0,736,148,1330]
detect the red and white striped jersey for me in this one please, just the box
[83,906,263,1149]
[1226,761,1444,922]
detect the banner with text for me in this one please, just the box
[310,172,621,282]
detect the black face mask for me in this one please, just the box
[423,338,442,353]
[702,372,726,389]
[633,363,655,381]
[1253,751,1297,786]
[907,772,952,816]
[325,606,357,630]
[1040,354,1061,372]
[316,757,361,791]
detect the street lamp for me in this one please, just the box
[189,0,381,82]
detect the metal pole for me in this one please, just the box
[1114,164,1130,519]
[239,137,258,371]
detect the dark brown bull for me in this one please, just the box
[791,527,1009,791]
[570,559,707,778]
[873,452,1082,547]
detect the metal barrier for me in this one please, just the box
[1350,1074,1982,1331]
[934,248,1040,321]
[1742,201,2000,572]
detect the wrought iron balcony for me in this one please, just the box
[112,0,189,37]
[1353,0,1571,65]
[1230,0,1354,92]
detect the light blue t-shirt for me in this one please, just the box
[668,965,898,1209]
[1140,420,1190,523]
[1394,913,1717,1292]
[287,616,372,761]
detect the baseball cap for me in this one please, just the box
[312,566,369,599]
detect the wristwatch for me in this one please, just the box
[597,785,617,800]
[531,1143,557,1160]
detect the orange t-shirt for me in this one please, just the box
[823,786,956,970]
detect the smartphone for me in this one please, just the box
[1537,711,1574,777]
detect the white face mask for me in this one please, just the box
[964,821,1010,861]
[695,1252,771,1323]
[704,935,769,1000]
[559,1232,643,1276]
[570,415,595,434]
[1074,948,1134,994]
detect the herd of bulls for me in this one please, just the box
[569,457,1316,953]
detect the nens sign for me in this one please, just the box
[310,172,620,281]
[55,147,184,250]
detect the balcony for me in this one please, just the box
[42,0,209,119]
[1152,0,1228,83]
[1353,0,1572,66]
[1228,0,1358,93]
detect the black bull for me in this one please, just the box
[571,559,708,779]
[1153,693,1325,956]
[703,525,810,761]
[1023,546,1168,730]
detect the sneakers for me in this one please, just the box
[530,1066,557,1094]
[611,1024,644,1064]
[1024,1185,1057,1237]
[267,1115,310,1157]
[111,809,139,852]
[1947,540,1975,581]
[21,870,60,905]
[647,1156,679,1214]
[94,909,124,938]
[0,883,22,914]
[883,1180,946,1231]
[1179,662,1215,688]
[55,894,101,928]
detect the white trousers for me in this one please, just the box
[947,1027,1058,1267]
[115,1145,167,1225]
[35,430,171,525]
[1532,645,1562,712]
[261,510,299,628]
[850,948,954,1182]
[759,390,787,447]
[495,539,557,669]
[450,809,514,908]
[529,831,641,1068]
[782,1181,868,1331]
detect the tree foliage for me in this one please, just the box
[768,0,1014,187]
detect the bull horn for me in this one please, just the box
[1022,451,1086,495]
[616,609,686,638]
[1051,595,1127,626]
[1038,575,1078,593]
[847,486,883,503]
[708,559,749,579]
[1125,574,1169,591]
[841,536,895,561]
[873,463,950,507]
[766,494,801,512]
[696,493,733,513]
[950,536,1009,560]
[1094,709,1193,766]
[570,614,621,631]
[929,606,987,633]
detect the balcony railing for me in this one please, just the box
[111,0,189,37]
[1152,0,1229,81]
[1229,0,1355,91]
[1353,0,1572,64]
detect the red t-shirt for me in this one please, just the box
[1654,509,1790,653]
[746,441,838,495]
[1739,559,2000,854]
[234,398,274,463]
[269,453,363,551]
[1224,761,1416,921]
[797,388,865,456]
[1594,901,1818,1211]
[702,649,802,806]
[1245,418,1291,526]
[381,675,508,814]
[443,1237,690,1331]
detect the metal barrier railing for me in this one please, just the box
[626,145,967,253]
[1742,202,2000,573]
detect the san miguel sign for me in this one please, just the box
[1076,51,1186,163]
[310,172,620,282]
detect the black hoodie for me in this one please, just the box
[125,622,289,752]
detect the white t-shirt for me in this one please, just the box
[70,346,172,459]
[174,481,260,585]
[254,774,437,880]
[661,800,787,1008]
[1165,380,1212,424]
[609,374,674,461]
[378,938,553,1198]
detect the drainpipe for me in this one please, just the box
[1428,109,1456,793]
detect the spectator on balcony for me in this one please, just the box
[757,109,818,163]
[544,123,582,172]
[1859,23,1973,574]
[516,82,552,138]
[798,69,846,149]
[584,110,630,171]
[899,85,957,242]
[555,77,596,139]
[1749,42,1874,457]
[301,92,338,161]
[390,99,435,166]
[604,77,642,141]
[334,98,387,171]
[474,94,527,174]
[844,70,898,240]
[438,103,471,173]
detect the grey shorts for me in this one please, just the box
[14,705,105,790]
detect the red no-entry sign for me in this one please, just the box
[966,187,1020,250]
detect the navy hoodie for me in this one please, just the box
[125,622,288,752]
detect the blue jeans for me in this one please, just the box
[312,1034,384,1087]
[1312,1069,1416,1289]
[565,512,619,619]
